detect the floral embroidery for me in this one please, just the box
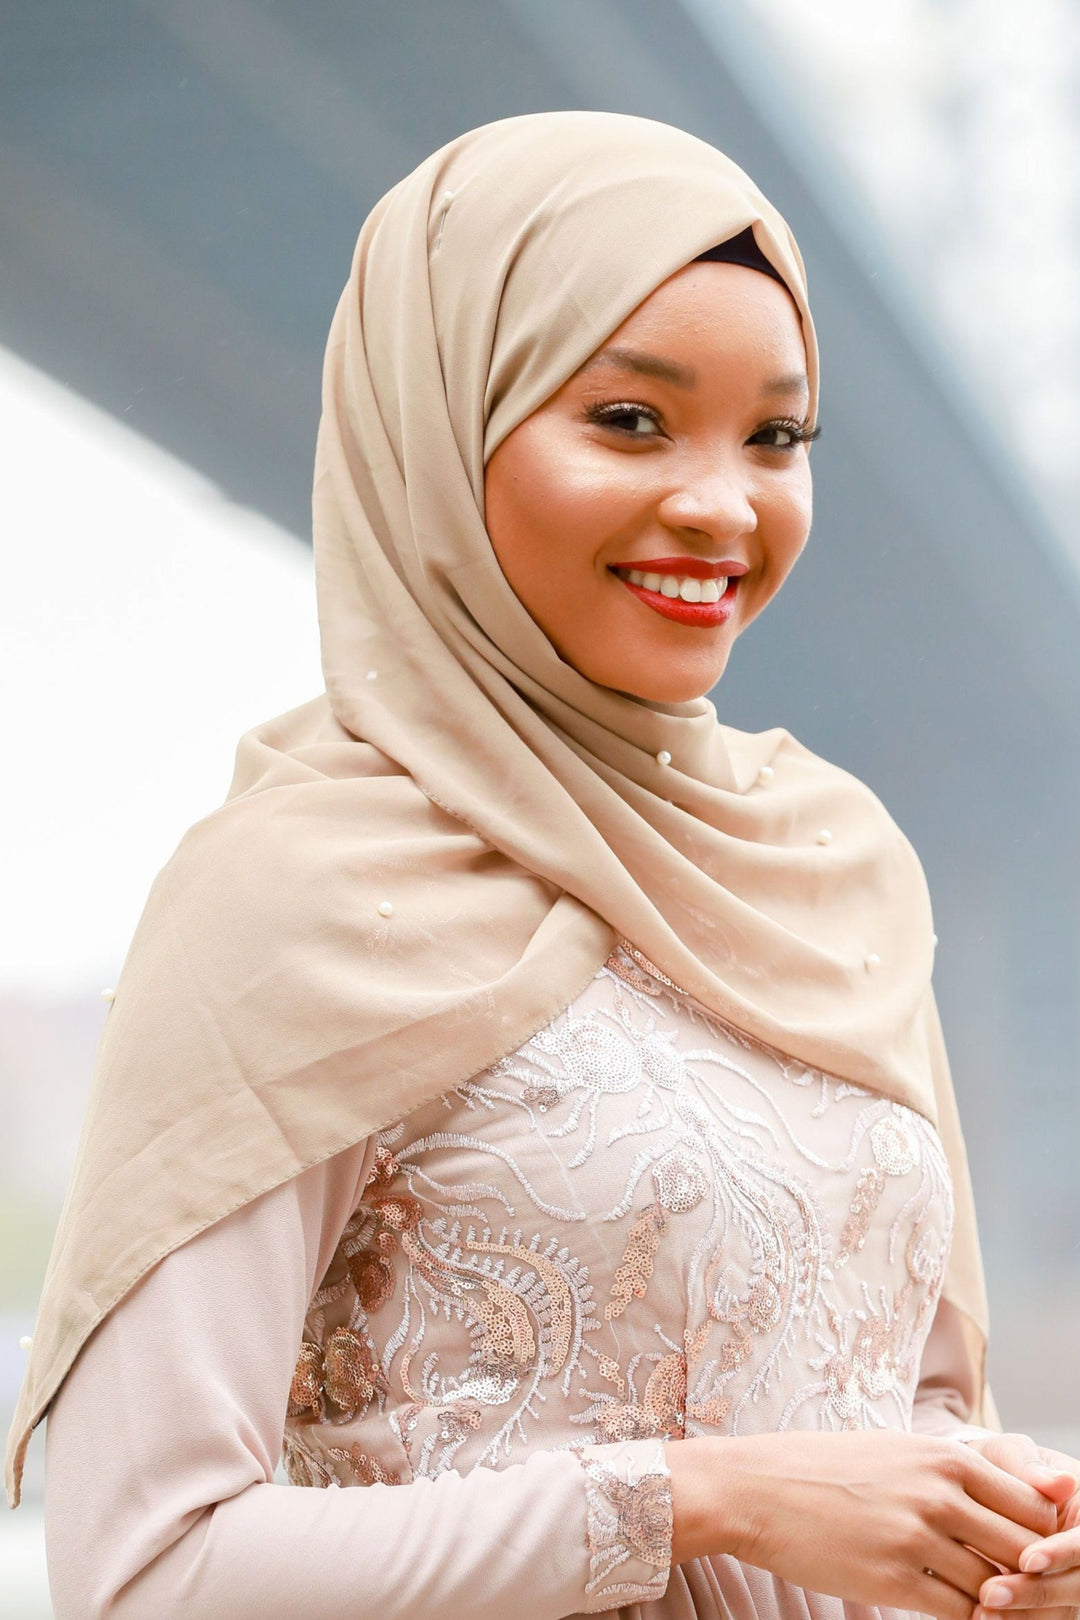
[575,1438,673,1610]
[605,1202,667,1321]
[284,942,954,1501]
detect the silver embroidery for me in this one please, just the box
[285,941,954,1504]
[575,1438,673,1610]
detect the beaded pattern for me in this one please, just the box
[575,1438,673,1610]
[283,942,954,1592]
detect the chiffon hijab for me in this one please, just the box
[7,111,991,1504]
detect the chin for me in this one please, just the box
[599,657,732,704]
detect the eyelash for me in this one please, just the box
[583,398,822,448]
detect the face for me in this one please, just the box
[483,261,815,703]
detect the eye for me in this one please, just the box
[749,418,822,451]
[584,400,665,438]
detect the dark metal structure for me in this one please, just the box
[2,0,1077,1422]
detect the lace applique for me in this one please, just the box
[575,1438,673,1611]
[283,940,955,1490]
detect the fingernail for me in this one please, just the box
[983,1584,1012,1608]
[1022,1552,1051,1574]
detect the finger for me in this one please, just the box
[931,1540,1007,1601]
[982,1436,1045,1475]
[1021,1529,1080,1576]
[1030,1447,1080,1481]
[1022,1466,1079,1507]
[974,1608,1080,1620]
[952,1497,1057,1574]
[962,1453,1062,1540]
[913,1569,981,1620]
[980,1570,1080,1609]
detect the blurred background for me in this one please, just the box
[2,2,1078,1611]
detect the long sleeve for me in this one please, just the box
[43,1145,671,1620]
[911,1296,997,1444]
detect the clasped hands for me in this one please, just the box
[666,1427,1080,1620]
[965,1432,1080,1620]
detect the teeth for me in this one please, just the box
[620,568,729,604]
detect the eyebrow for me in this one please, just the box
[762,372,810,397]
[581,347,809,401]
[580,346,696,389]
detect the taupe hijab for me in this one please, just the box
[7,111,991,1505]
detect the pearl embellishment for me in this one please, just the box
[100,988,116,1004]
[655,750,672,767]
[365,670,378,681]
[757,765,774,783]
[19,1336,32,1351]
[864,953,881,971]
[816,829,833,846]
[377,900,394,918]
[932,934,939,947]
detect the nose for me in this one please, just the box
[655,464,757,545]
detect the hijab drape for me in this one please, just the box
[7,111,990,1505]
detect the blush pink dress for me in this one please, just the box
[43,945,988,1618]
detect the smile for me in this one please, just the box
[609,564,740,627]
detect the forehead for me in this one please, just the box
[590,260,807,370]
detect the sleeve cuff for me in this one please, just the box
[573,1439,672,1612]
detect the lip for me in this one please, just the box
[613,571,740,628]
[608,556,749,581]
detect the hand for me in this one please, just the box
[963,1433,1080,1620]
[666,1430,1060,1620]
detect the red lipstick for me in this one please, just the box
[608,559,746,628]
[611,557,748,580]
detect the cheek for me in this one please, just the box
[485,426,641,588]
[761,467,813,578]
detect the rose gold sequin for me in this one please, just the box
[523,1082,560,1111]
[350,1251,396,1313]
[469,1237,574,1374]
[838,1166,886,1262]
[688,1395,731,1427]
[596,1404,661,1442]
[605,1203,667,1320]
[643,1352,686,1435]
[323,1326,378,1414]
[372,1193,423,1232]
[436,1402,484,1443]
[282,942,954,1499]
[597,1354,627,1397]
[288,1341,323,1418]
[326,1444,399,1486]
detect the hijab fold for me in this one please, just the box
[7,112,991,1505]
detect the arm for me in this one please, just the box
[912,1295,999,1444]
[44,1145,671,1620]
[662,1425,1058,1620]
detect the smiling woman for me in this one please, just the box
[11,110,1080,1620]
[485,261,815,699]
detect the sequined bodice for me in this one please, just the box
[284,946,954,1491]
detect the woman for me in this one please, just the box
[9,111,1079,1620]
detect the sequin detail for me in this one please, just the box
[575,1438,673,1610]
[284,941,954,1500]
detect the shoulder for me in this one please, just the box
[724,722,915,834]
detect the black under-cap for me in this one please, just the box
[695,225,787,288]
